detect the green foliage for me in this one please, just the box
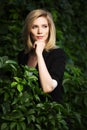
[0,60,69,130]
[63,64,87,129]
[0,57,87,130]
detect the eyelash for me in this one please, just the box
[32,26,37,29]
[32,25,48,29]
[43,25,48,28]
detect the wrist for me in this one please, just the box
[36,52,43,57]
[37,53,43,61]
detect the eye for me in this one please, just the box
[42,25,48,28]
[32,25,38,29]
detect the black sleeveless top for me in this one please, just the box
[17,48,66,103]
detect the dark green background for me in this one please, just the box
[0,0,87,129]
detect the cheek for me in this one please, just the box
[30,32,37,42]
[30,31,36,38]
[46,29,49,37]
[30,30,35,36]
[47,28,49,34]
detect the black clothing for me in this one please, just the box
[17,48,66,102]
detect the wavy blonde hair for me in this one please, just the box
[22,9,56,52]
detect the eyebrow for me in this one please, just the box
[32,23,48,26]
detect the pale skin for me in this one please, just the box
[27,16,57,93]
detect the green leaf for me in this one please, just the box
[17,84,23,92]
[34,95,40,101]
[20,122,26,130]
[74,112,81,124]
[10,122,16,130]
[36,103,44,108]
[14,77,20,82]
[35,124,41,130]
[17,123,21,130]
[27,115,35,124]
[1,123,8,130]
[11,81,17,87]
[5,60,17,65]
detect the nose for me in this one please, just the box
[38,27,42,34]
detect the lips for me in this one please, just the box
[36,36,43,40]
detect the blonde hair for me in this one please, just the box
[22,9,56,52]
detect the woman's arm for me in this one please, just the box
[34,41,58,93]
[37,53,57,93]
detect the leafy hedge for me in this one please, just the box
[0,57,87,130]
[0,59,69,130]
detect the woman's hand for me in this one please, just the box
[33,40,45,56]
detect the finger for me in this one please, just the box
[35,44,37,49]
[33,42,37,49]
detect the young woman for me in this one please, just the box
[18,9,66,102]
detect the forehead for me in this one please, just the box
[33,16,48,25]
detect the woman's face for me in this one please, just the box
[30,16,49,43]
